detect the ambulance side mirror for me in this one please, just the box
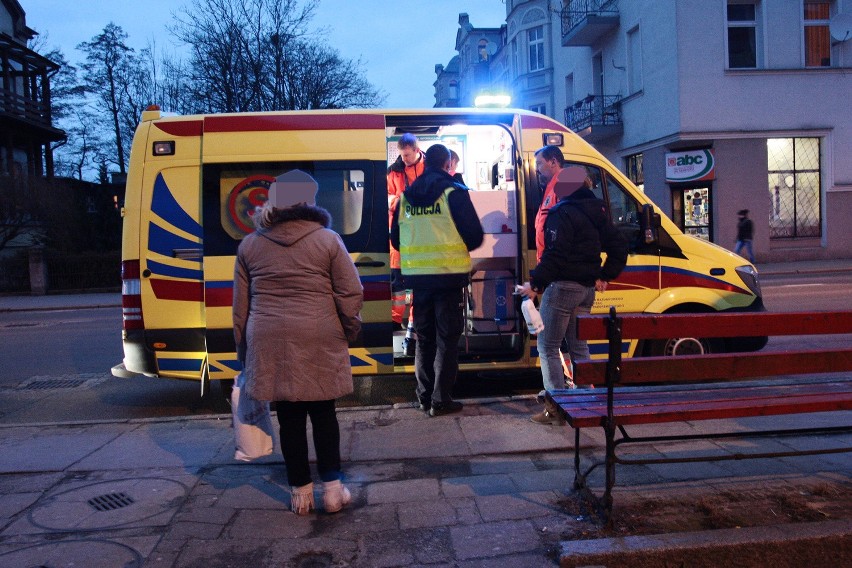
[641,204,660,244]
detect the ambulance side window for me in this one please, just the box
[314,169,364,236]
[565,162,604,201]
[603,176,642,249]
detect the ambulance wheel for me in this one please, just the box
[645,336,715,357]
[642,305,723,357]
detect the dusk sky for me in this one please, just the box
[26,0,507,109]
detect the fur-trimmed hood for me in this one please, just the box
[256,204,332,247]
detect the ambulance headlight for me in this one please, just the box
[735,265,762,298]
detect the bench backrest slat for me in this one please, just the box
[573,348,852,385]
[576,311,852,341]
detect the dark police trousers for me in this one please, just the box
[412,286,464,407]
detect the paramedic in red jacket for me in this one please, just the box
[387,133,425,327]
[533,145,565,262]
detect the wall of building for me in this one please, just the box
[0,5,13,37]
[712,138,770,255]
[614,0,682,150]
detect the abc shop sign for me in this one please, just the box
[665,149,715,183]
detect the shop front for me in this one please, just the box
[666,149,716,242]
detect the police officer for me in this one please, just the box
[390,144,484,416]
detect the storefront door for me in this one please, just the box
[672,186,711,241]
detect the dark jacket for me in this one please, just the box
[530,187,628,290]
[390,167,484,289]
[736,217,754,241]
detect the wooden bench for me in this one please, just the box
[546,308,852,524]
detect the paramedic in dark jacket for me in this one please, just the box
[390,144,484,417]
[519,166,628,425]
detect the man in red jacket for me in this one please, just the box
[387,134,426,353]
[533,145,565,262]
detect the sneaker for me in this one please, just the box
[418,402,430,413]
[530,409,566,425]
[429,400,464,417]
[322,479,352,513]
[290,482,315,515]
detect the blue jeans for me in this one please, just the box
[537,281,596,392]
[735,239,754,262]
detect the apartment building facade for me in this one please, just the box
[437,1,852,261]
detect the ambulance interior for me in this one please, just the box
[387,123,523,363]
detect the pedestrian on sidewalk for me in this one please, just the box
[233,170,363,515]
[520,166,628,425]
[734,209,755,262]
[391,144,484,417]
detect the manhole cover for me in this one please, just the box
[28,477,189,531]
[88,491,135,512]
[0,539,142,568]
[20,378,88,390]
[16,373,108,391]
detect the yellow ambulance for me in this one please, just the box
[112,107,766,388]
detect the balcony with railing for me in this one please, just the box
[0,34,62,137]
[561,0,619,46]
[564,94,623,141]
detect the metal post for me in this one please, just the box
[573,427,582,489]
[603,306,622,523]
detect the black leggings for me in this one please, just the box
[275,399,341,487]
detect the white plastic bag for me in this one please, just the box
[231,372,274,461]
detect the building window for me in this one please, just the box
[478,39,489,62]
[528,26,544,71]
[565,73,575,105]
[627,25,642,94]
[726,2,760,69]
[512,39,519,76]
[448,80,458,100]
[625,153,644,192]
[804,1,832,67]
[767,138,821,239]
[529,104,546,115]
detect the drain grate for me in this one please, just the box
[87,492,135,512]
[20,378,88,390]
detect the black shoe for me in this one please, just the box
[418,402,430,413]
[403,338,416,356]
[429,400,463,417]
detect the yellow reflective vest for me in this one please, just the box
[398,188,471,276]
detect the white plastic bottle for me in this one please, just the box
[520,296,545,335]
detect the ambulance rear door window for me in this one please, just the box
[202,160,377,256]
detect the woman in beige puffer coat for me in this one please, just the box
[233,170,363,515]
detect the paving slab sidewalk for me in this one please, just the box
[0,398,849,567]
